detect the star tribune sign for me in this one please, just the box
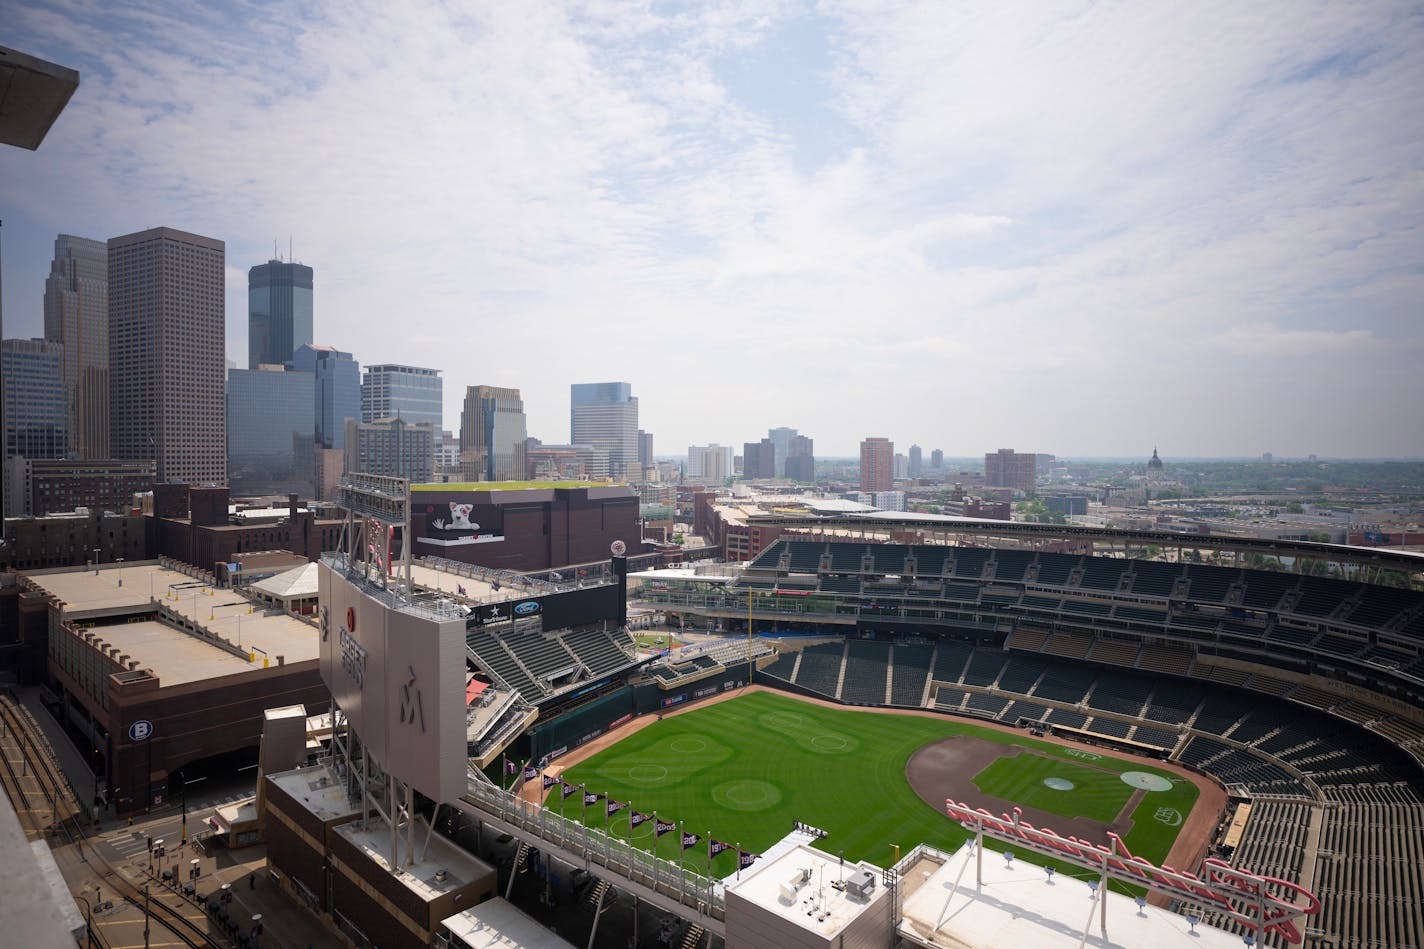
[339,622,367,689]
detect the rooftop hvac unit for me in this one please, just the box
[845,869,876,900]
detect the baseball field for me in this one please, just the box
[553,690,1203,879]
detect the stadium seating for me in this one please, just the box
[1128,560,1182,597]
[950,548,991,580]
[759,650,799,682]
[1184,565,1234,602]
[1032,554,1076,586]
[1000,700,1048,725]
[793,642,845,698]
[1030,663,1096,704]
[841,640,892,704]
[961,650,1008,687]
[995,655,1048,694]
[1239,571,1297,610]
[1313,801,1424,949]
[990,550,1034,582]
[931,639,974,683]
[466,629,543,698]
[964,692,1012,718]
[1077,558,1128,591]
[890,643,933,706]
[787,543,822,573]
[1085,671,1153,717]
[1142,680,1205,725]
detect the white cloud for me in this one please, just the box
[1,0,1421,457]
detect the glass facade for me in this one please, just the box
[570,381,639,482]
[2,339,68,460]
[248,259,314,369]
[291,344,361,450]
[361,364,442,430]
[227,367,316,496]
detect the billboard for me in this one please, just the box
[318,562,466,803]
[414,498,505,548]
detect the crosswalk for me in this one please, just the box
[104,829,152,859]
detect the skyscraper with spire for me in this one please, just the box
[248,258,313,369]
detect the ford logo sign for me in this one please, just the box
[514,601,540,616]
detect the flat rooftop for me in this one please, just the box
[25,562,320,684]
[334,814,494,904]
[898,843,1244,949]
[442,897,576,949]
[725,842,887,940]
[268,764,360,824]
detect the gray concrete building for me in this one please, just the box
[108,227,226,484]
[459,385,526,482]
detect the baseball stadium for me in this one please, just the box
[449,511,1424,949]
[287,494,1424,949]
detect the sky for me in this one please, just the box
[2,0,1422,459]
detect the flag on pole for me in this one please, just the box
[655,817,677,837]
[583,790,604,806]
[709,838,734,859]
[457,584,467,596]
[606,798,628,818]
[504,758,518,775]
[681,831,701,850]
[542,774,559,791]
[562,781,582,799]
[738,850,760,870]
[523,764,538,781]
[630,810,651,829]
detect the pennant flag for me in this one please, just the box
[709,839,734,858]
[655,818,677,837]
[538,755,550,768]
[562,781,582,799]
[630,810,651,829]
[606,798,628,818]
[583,790,604,806]
[457,584,467,596]
[738,850,760,870]
[505,759,517,775]
[681,831,701,850]
[523,765,538,781]
[543,774,559,790]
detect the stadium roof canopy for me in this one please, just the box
[748,510,1424,573]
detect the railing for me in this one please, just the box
[461,777,725,920]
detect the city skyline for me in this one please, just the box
[1,3,1422,458]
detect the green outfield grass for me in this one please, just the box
[556,691,1198,879]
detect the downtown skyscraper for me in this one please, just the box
[860,436,894,492]
[459,385,527,481]
[571,382,639,482]
[43,234,108,459]
[108,227,226,484]
[247,258,313,369]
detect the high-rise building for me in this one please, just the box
[860,436,894,492]
[686,444,733,484]
[43,234,108,459]
[785,434,815,483]
[2,338,67,463]
[638,430,654,477]
[908,444,923,478]
[984,448,1038,496]
[247,259,313,370]
[742,438,776,479]
[108,227,226,484]
[344,417,434,483]
[571,382,639,482]
[893,453,908,480]
[459,385,527,481]
[291,344,361,451]
[8,458,154,517]
[361,364,442,430]
[768,426,797,477]
[227,365,316,496]
[931,448,944,469]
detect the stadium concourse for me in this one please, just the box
[631,532,1424,949]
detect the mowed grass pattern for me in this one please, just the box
[972,753,1134,822]
[559,691,1197,878]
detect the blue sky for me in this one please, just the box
[2,0,1422,457]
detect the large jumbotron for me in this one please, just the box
[293,495,1422,948]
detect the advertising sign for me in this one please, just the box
[318,562,466,803]
[414,498,506,548]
